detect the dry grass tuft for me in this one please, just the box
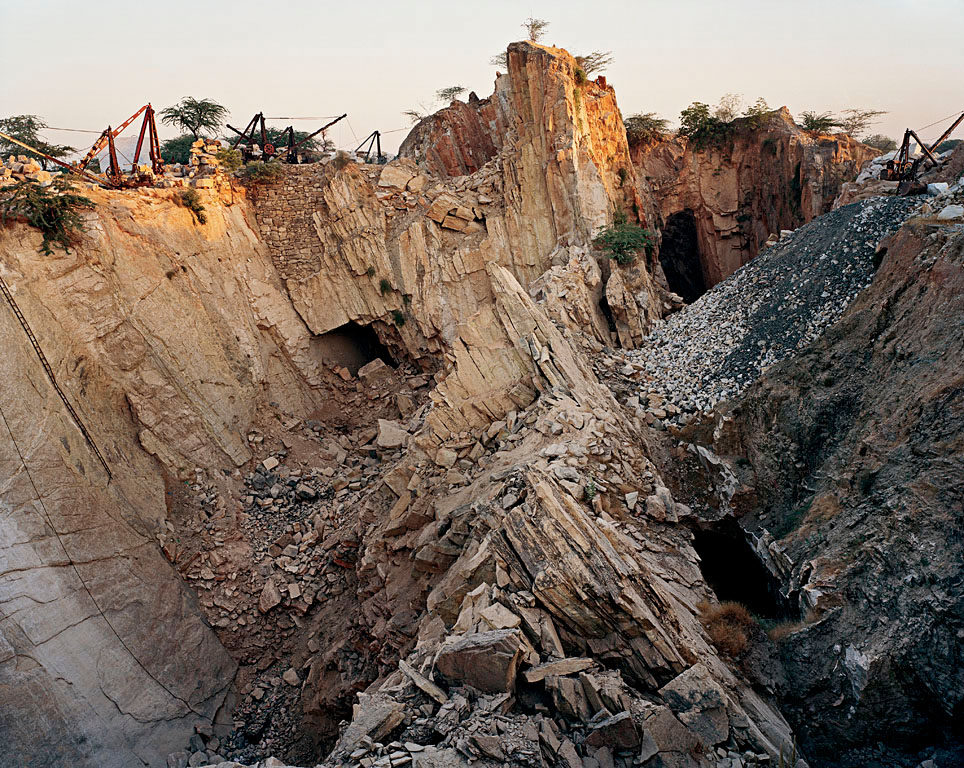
[698,601,756,657]
[767,608,822,643]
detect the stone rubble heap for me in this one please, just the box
[166,333,797,768]
[600,196,920,425]
[157,138,228,189]
[0,154,55,186]
[160,358,436,766]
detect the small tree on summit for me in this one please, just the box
[0,115,74,170]
[575,51,614,76]
[522,17,549,42]
[799,111,841,133]
[838,108,887,139]
[160,97,229,139]
[713,93,743,123]
[435,86,467,104]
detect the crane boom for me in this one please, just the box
[77,104,149,170]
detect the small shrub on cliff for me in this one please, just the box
[584,477,598,501]
[573,66,588,86]
[240,160,283,182]
[742,97,774,129]
[575,51,613,76]
[678,102,732,149]
[593,210,654,265]
[0,177,94,255]
[698,601,756,657]
[176,188,207,224]
[379,278,393,295]
[799,111,840,133]
[435,85,466,104]
[624,112,670,145]
[490,51,508,69]
[215,148,242,173]
[391,309,406,327]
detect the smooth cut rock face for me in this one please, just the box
[0,286,235,768]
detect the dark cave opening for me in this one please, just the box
[598,295,618,333]
[310,321,397,376]
[659,210,707,303]
[691,519,793,620]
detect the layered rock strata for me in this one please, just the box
[0,38,916,768]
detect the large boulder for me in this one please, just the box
[434,629,523,693]
[659,663,730,746]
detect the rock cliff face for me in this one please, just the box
[632,110,875,297]
[0,41,673,768]
[0,193,281,766]
[672,215,964,766]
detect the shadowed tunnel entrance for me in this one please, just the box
[310,321,396,376]
[692,519,794,619]
[660,210,706,303]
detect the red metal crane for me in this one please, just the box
[77,104,164,184]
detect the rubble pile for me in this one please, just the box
[0,154,56,186]
[601,196,920,425]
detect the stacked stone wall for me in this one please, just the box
[246,164,330,280]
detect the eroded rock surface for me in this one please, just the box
[666,208,964,766]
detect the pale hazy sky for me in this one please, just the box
[2,0,962,154]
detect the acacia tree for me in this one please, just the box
[160,97,229,139]
[522,17,549,42]
[839,108,887,138]
[0,115,74,169]
[575,51,614,76]
[435,86,466,103]
[713,93,743,122]
[490,51,508,69]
